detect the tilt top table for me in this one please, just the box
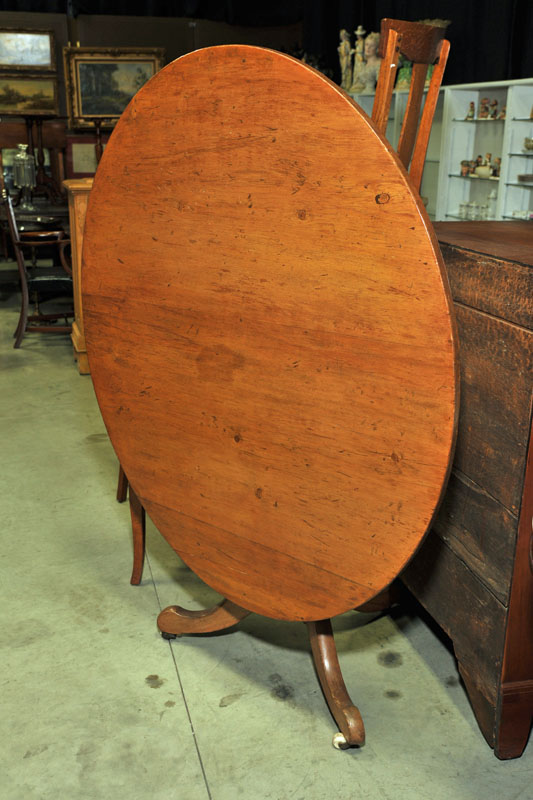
[82,45,458,748]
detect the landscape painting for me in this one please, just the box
[64,47,165,127]
[78,60,155,116]
[0,75,58,115]
[0,30,54,70]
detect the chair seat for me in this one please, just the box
[28,267,72,294]
[28,268,73,283]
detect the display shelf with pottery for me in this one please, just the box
[436,79,533,221]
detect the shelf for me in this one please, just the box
[502,214,533,220]
[445,213,497,221]
[449,174,499,181]
[452,118,505,123]
[434,81,533,220]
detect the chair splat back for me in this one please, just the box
[372,18,450,193]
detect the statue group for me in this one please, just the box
[338,26,381,95]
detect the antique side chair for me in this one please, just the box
[372,18,450,193]
[3,190,74,349]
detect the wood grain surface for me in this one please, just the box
[403,225,533,758]
[434,221,533,268]
[82,45,458,621]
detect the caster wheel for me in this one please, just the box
[161,631,177,640]
[332,732,349,750]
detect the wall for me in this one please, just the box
[0,11,302,118]
[0,12,69,114]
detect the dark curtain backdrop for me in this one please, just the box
[313,0,533,85]
[2,0,532,84]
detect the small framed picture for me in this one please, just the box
[0,74,59,115]
[63,46,165,128]
[66,134,110,178]
[0,29,55,71]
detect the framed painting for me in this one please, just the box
[0,74,58,116]
[66,134,109,178]
[0,29,55,71]
[63,46,165,128]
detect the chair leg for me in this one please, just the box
[129,486,145,585]
[307,618,366,748]
[13,281,30,348]
[116,465,128,502]
[355,582,401,613]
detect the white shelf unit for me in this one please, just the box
[435,79,533,221]
[420,92,444,219]
[499,82,533,220]
[349,80,533,222]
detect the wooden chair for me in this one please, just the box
[372,18,450,193]
[116,466,146,587]
[3,190,74,348]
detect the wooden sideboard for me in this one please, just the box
[63,178,93,374]
[404,221,533,759]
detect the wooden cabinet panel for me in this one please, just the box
[404,221,533,759]
[63,177,93,374]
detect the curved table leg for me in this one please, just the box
[129,486,145,586]
[158,598,250,637]
[307,618,365,748]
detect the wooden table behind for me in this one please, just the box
[404,221,533,759]
[63,178,93,374]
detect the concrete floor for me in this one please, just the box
[1,282,532,800]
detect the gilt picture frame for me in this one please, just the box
[63,46,165,128]
[0,29,55,72]
[0,74,58,116]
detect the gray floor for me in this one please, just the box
[2,282,532,800]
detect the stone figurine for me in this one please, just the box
[353,25,366,75]
[349,31,381,94]
[338,29,354,91]
[478,97,490,118]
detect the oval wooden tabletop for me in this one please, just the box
[83,45,458,622]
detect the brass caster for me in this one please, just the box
[332,732,350,750]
